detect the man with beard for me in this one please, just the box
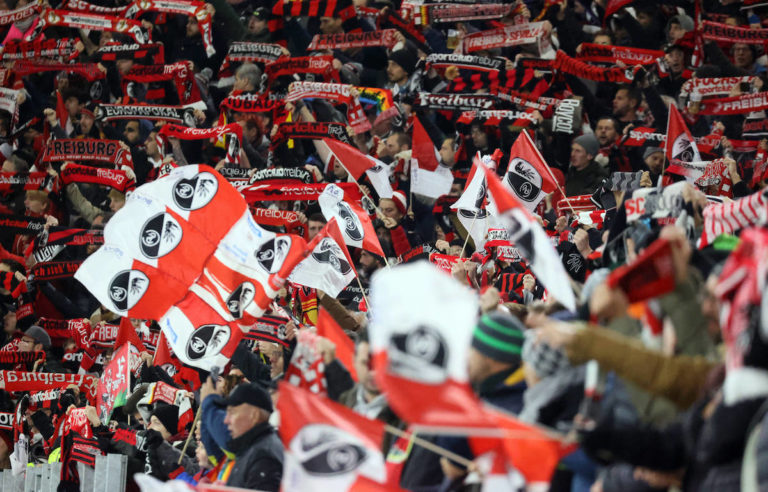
[565,134,609,196]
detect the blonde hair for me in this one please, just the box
[25,190,49,206]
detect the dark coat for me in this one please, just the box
[225,421,284,491]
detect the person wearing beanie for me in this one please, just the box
[20,325,50,352]
[566,133,609,197]
[379,190,424,258]
[643,146,665,183]
[149,403,180,440]
[145,402,200,481]
[467,312,528,413]
[387,48,418,95]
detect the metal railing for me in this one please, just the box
[0,454,127,492]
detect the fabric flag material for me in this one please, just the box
[288,219,357,298]
[321,138,394,198]
[369,261,496,429]
[481,163,577,311]
[502,131,557,211]
[665,104,701,165]
[411,114,442,172]
[451,154,495,251]
[96,342,131,425]
[319,184,386,257]
[316,307,357,381]
[410,158,453,200]
[278,382,386,491]
[698,189,768,248]
[114,317,146,353]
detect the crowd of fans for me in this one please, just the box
[0,0,766,491]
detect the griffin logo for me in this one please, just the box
[388,325,448,384]
[186,324,231,361]
[226,282,256,318]
[336,202,363,242]
[172,172,218,210]
[108,270,149,311]
[255,236,292,273]
[140,213,182,258]
[312,238,352,275]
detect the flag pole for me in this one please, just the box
[348,179,392,269]
[354,275,371,310]
[459,210,479,259]
[384,424,476,470]
[522,131,576,215]
[178,405,202,464]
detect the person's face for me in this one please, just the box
[195,441,208,469]
[449,182,462,197]
[186,16,199,37]
[612,89,633,117]
[24,195,46,214]
[666,49,685,72]
[595,119,617,146]
[470,126,488,149]
[440,138,456,167]
[332,160,348,180]
[123,121,140,144]
[307,220,324,240]
[354,342,378,394]
[133,411,146,428]
[248,16,266,34]
[145,132,159,157]
[466,347,493,385]
[668,22,686,42]
[359,250,379,273]
[224,403,260,439]
[99,31,113,47]
[1,160,14,173]
[570,143,591,170]
[17,336,37,353]
[109,196,125,213]
[65,97,81,118]
[593,34,611,45]
[386,60,408,84]
[319,16,342,34]
[379,198,402,220]
[733,44,754,69]
[645,152,664,174]
[233,74,251,92]
[148,415,172,440]
[384,134,400,157]
[636,11,652,28]
[80,114,94,134]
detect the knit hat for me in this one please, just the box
[643,146,664,161]
[522,331,570,379]
[389,48,418,76]
[669,13,694,33]
[471,312,526,364]
[390,190,408,215]
[573,134,599,158]
[152,403,179,435]
[24,325,51,349]
[225,382,273,412]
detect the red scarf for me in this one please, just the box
[39,9,149,45]
[242,182,362,202]
[157,123,243,164]
[698,92,768,115]
[59,163,135,192]
[43,138,133,169]
[307,29,398,50]
[121,61,202,105]
[286,81,370,134]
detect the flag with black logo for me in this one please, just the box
[319,184,386,257]
[369,262,495,429]
[502,131,557,211]
[321,138,394,199]
[665,104,701,167]
[451,153,496,251]
[278,382,386,492]
[289,218,357,298]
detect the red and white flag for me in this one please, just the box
[481,163,577,311]
[410,158,453,199]
[451,153,497,251]
[96,342,131,425]
[289,218,357,298]
[665,104,701,166]
[411,114,442,172]
[322,138,394,199]
[319,184,386,257]
[316,307,358,381]
[502,131,557,211]
[278,382,386,491]
[369,262,494,430]
[698,189,768,248]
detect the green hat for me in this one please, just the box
[471,312,525,364]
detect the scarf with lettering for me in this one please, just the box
[94,42,164,64]
[0,370,97,400]
[0,271,27,298]
[37,9,149,45]
[698,92,768,115]
[500,90,555,111]
[242,315,291,349]
[43,139,134,169]
[218,42,284,80]
[456,109,537,127]
[265,55,339,82]
[242,182,361,202]
[415,92,501,111]
[407,2,516,25]
[461,22,546,53]
[95,103,195,125]
[425,53,505,72]
[307,29,398,50]
[552,50,638,84]
[31,260,82,281]
[12,60,105,83]
[702,20,768,45]
[576,43,663,65]
[0,172,58,193]
[250,207,304,229]
[248,167,315,185]
[219,94,281,116]
[27,227,103,261]
[681,76,755,98]
[2,38,79,62]
[0,214,46,235]
[0,0,39,26]
[121,62,201,105]
[272,121,351,148]
[376,7,430,53]
[286,81,370,134]
[0,351,45,366]
[157,123,243,164]
[59,164,135,192]
[694,159,733,197]
[38,318,92,348]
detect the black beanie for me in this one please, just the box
[389,48,418,75]
[471,312,525,364]
[152,403,179,435]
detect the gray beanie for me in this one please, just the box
[643,146,664,161]
[573,134,599,158]
[24,326,51,349]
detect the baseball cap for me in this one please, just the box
[225,382,273,412]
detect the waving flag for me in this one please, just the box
[502,131,557,211]
[665,104,701,166]
[322,138,394,199]
[289,219,357,298]
[481,163,577,311]
[369,262,494,429]
[96,343,131,425]
[278,382,386,492]
[451,154,495,251]
[316,307,358,381]
[412,114,442,172]
[319,184,386,257]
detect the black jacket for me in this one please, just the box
[226,421,283,491]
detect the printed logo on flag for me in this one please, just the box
[140,213,182,258]
[108,270,149,311]
[388,326,448,384]
[226,281,255,318]
[186,324,231,361]
[255,236,292,273]
[505,158,542,202]
[290,424,370,476]
[172,172,218,211]
[336,202,363,241]
[672,134,696,162]
[312,238,352,275]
